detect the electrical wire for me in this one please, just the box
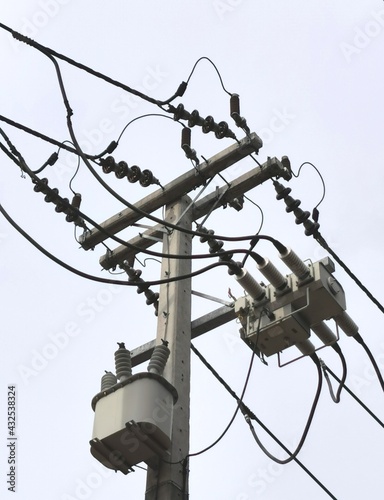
[0,199,247,287]
[116,112,183,144]
[185,56,233,96]
[191,344,337,500]
[291,161,326,213]
[322,363,384,429]
[315,232,384,316]
[353,333,384,392]
[246,353,323,465]
[320,344,347,404]
[0,23,185,108]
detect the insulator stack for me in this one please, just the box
[198,226,241,275]
[235,268,266,302]
[256,257,288,292]
[311,322,337,345]
[273,180,320,237]
[147,340,170,376]
[121,261,159,315]
[334,311,359,337]
[32,177,86,228]
[172,103,236,139]
[99,156,160,187]
[100,371,117,391]
[114,343,132,381]
[279,247,310,281]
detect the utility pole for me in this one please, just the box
[145,196,192,499]
[83,133,291,498]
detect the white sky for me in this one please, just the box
[1,1,384,499]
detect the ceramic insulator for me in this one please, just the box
[148,343,170,375]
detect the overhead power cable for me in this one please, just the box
[191,344,337,500]
[0,22,186,108]
[0,200,246,287]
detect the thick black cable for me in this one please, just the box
[323,364,384,429]
[0,200,241,287]
[187,347,256,459]
[245,353,323,465]
[0,23,183,108]
[316,232,384,316]
[191,344,337,500]
[354,334,384,392]
[320,344,347,404]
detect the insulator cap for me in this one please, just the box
[128,165,141,183]
[230,94,240,116]
[116,161,129,179]
[101,156,116,174]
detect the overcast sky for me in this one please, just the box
[1,1,384,499]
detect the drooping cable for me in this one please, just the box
[190,344,337,500]
[245,353,323,465]
[353,333,384,392]
[322,363,384,429]
[184,57,233,96]
[320,343,347,404]
[0,199,248,287]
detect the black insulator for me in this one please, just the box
[174,103,190,121]
[47,152,59,166]
[100,156,116,174]
[227,260,242,276]
[188,109,204,127]
[294,208,310,224]
[71,193,82,210]
[202,115,216,134]
[199,228,214,243]
[304,219,320,236]
[115,161,129,179]
[127,165,141,183]
[284,196,301,213]
[181,127,191,149]
[140,169,159,187]
[208,239,224,253]
[44,188,59,203]
[55,197,70,213]
[273,181,291,200]
[215,121,236,140]
[33,178,49,193]
[145,289,159,306]
[230,94,240,116]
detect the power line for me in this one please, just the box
[191,343,338,500]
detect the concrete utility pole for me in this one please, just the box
[145,197,192,499]
[83,133,291,498]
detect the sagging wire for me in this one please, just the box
[291,161,326,220]
[322,364,384,429]
[190,343,337,500]
[354,333,384,392]
[245,353,323,465]
[320,344,348,404]
[0,200,255,287]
